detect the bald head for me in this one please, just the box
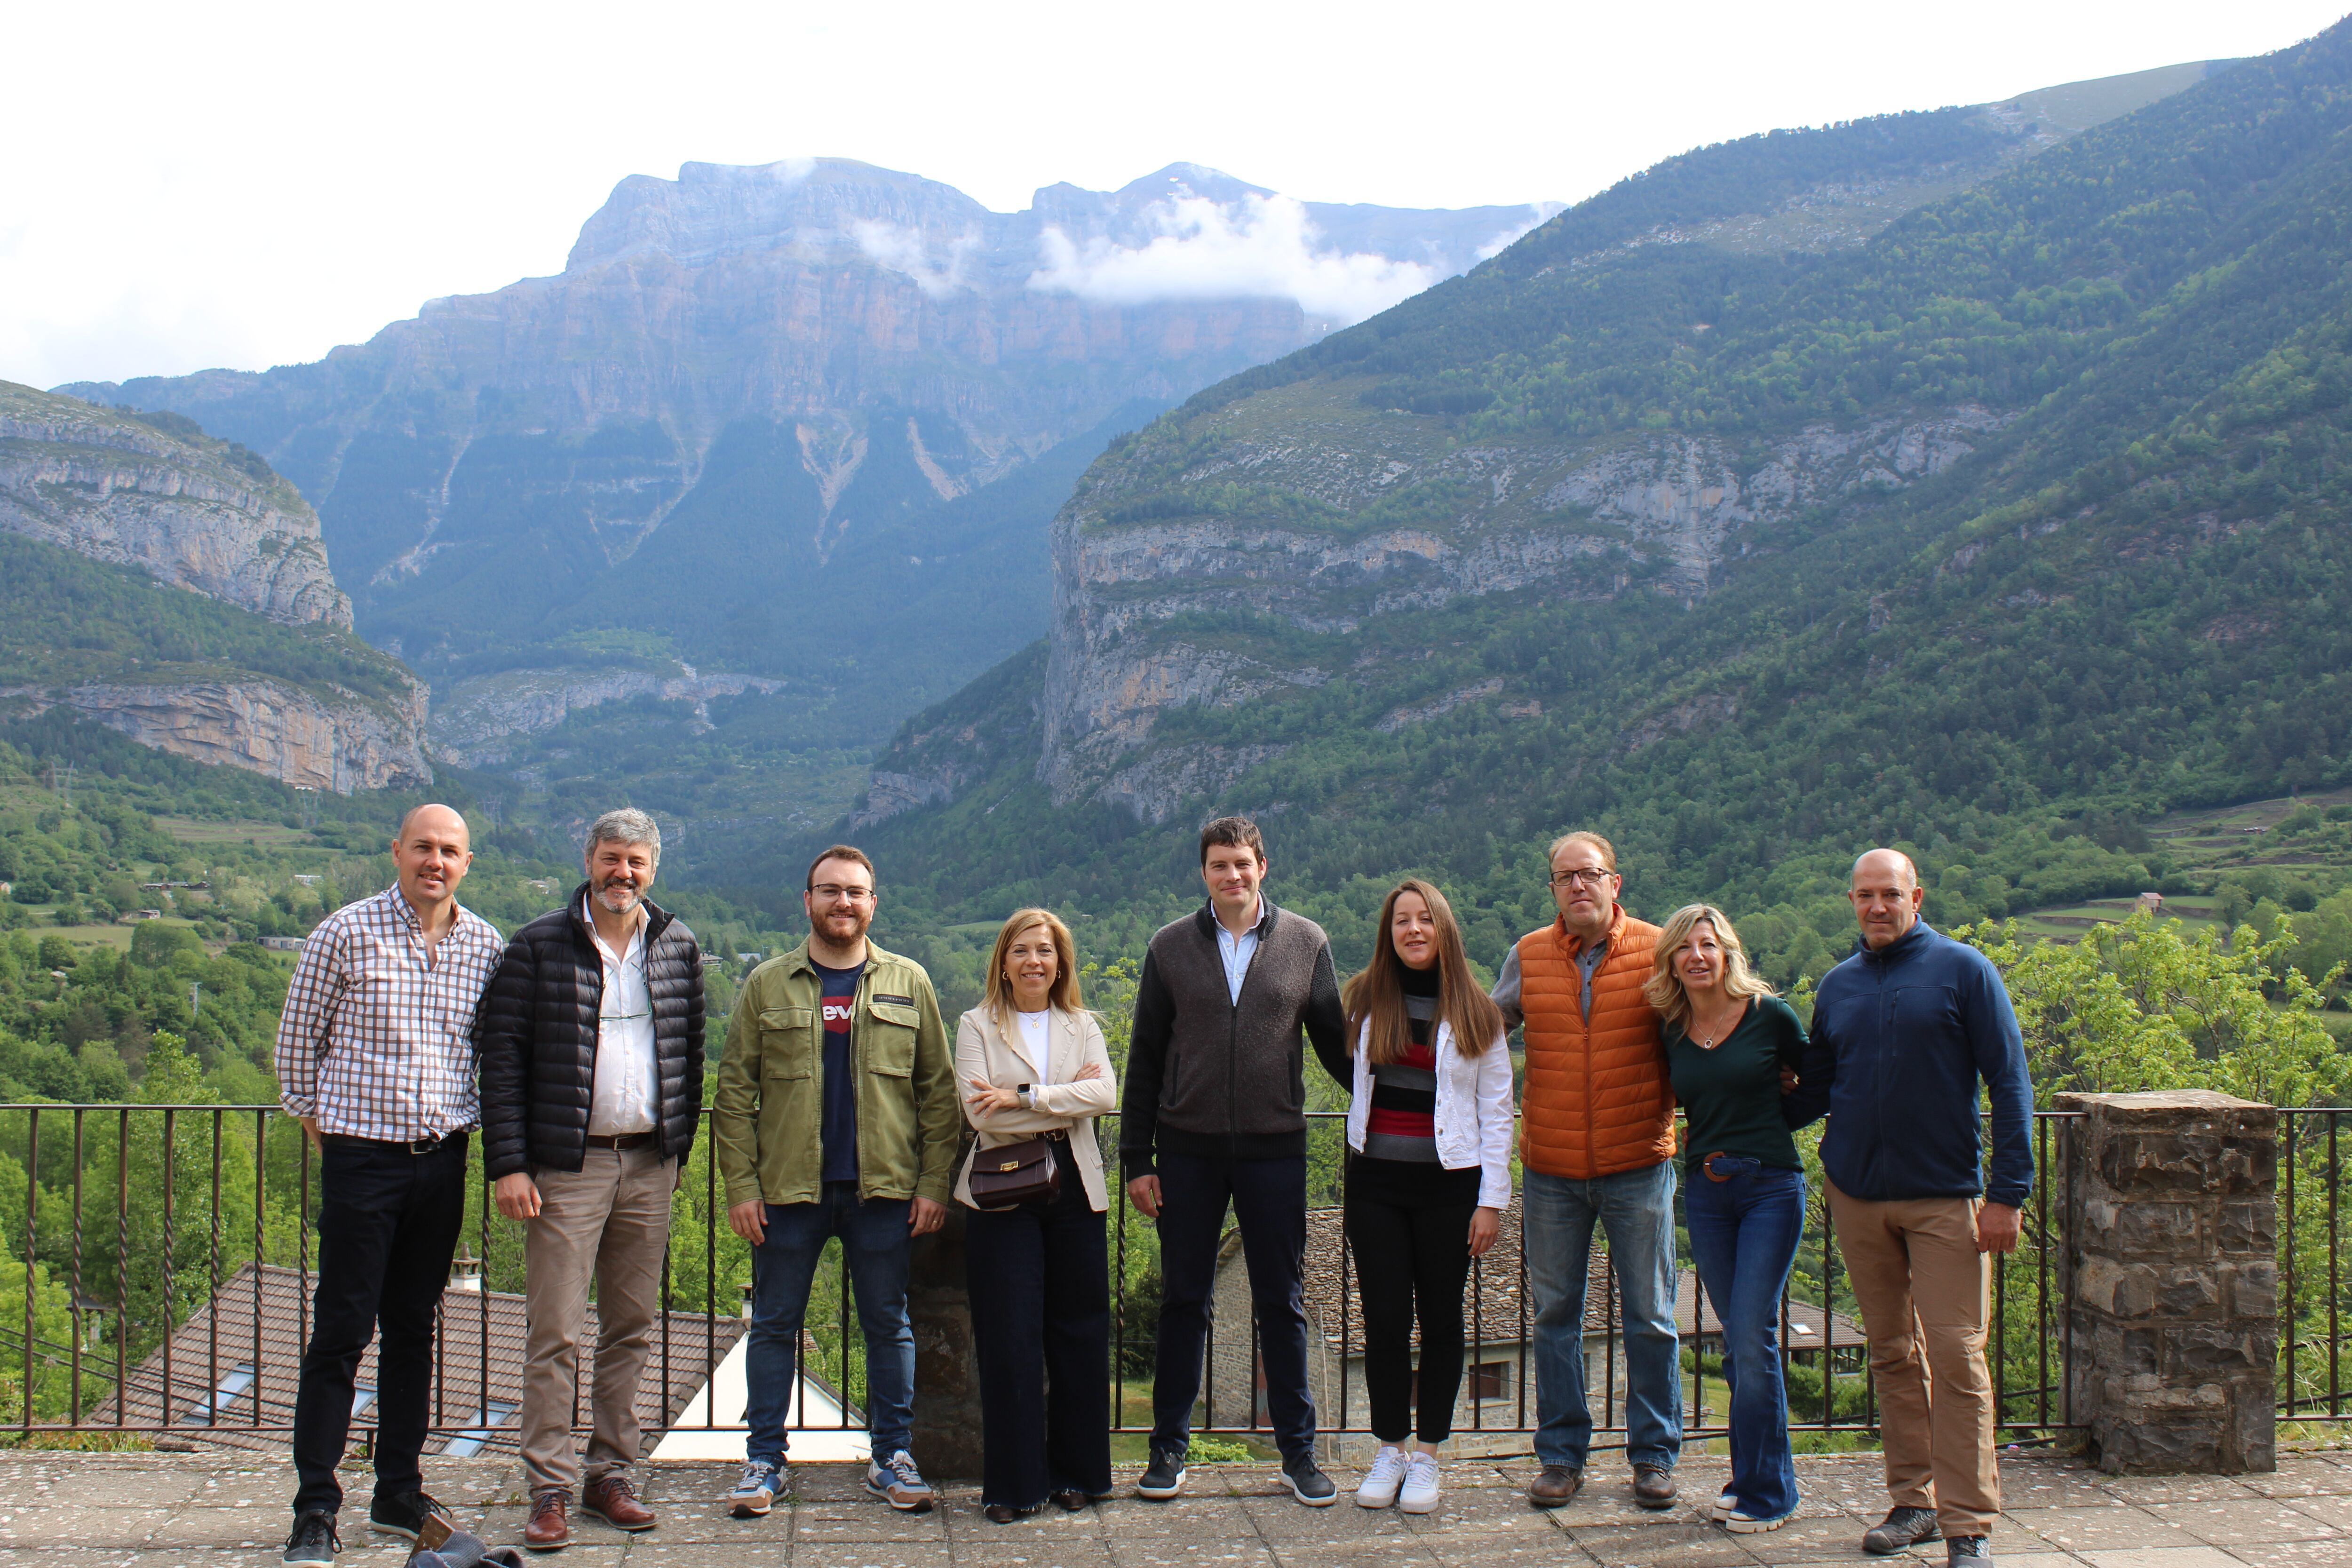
[1848,847,1924,950]
[392,804,473,929]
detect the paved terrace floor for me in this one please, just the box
[10,1451,2352,1568]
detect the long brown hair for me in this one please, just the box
[983,907,1084,1022]
[1343,879,1505,1064]
[1643,903,1775,1033]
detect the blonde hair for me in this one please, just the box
[983,907,1084,1021]
[1547,829,1617,873]
[1342,879,1506,1064]
[1644,904,1774,1033]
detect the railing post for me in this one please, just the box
[2058,1090,2277,1473]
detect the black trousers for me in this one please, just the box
[964,1139,1113,1507]
[291,1131,468,1516]
[1345,1155,1479,1444]
[1149,1150,1315,1462]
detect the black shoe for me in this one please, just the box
[1048,1490,1089,1512]
[1866,1507,1942,1555]
[1283,1457,1337,1508]
[1947,1538,1993,1564]
[283,1511,340,1568]
[369,1491,455,1547]
[1631,1464,1677,1509]
[984,1503,1038,1524]
[1137,1450,1188,1500]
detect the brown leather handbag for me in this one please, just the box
[967,1134,1061,1210]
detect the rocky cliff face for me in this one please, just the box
[1035,392,2008,813]
[7,678,431,791]
[0,381,348,626]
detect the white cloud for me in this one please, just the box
[852,220,977,298]
[1026,193,1439,326]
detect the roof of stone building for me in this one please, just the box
[106,1261,748,1454]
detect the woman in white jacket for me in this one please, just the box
[1341,878,1513,1516]
[955,907,1117,1523]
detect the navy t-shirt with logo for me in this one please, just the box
[814,959,865,1183]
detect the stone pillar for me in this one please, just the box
[906,1203,986,1480]
[2059,1089,2277,1473]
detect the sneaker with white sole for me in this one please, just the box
[866,1449,936,1512]
[1724,1507,1793,1533]
[1354,1446,1407,1508]
[727,1459,781,1519]
[1137,1448,1188,1500]
[1398,1454,1441,1515]
[1709,1491,1737,1522]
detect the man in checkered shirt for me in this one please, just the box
[274,804,504,1568]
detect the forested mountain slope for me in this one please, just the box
[814,25,2352,986]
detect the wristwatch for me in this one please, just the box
[1017,1084,1034,1110]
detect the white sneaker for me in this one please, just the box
[1398,1454,1441,1515]
[1354,1446,1407,1508]
[1710,1491,1737,1521]
[1723,1507,1792,1533]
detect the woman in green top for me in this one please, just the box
[1646,903,1809,1534]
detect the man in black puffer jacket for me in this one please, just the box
[475,809,704,1548]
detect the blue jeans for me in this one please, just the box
[1685,1158,1806,1520]
[1523,1160,1682,1471]
[744,1182,914,1466]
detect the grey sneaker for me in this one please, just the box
[1947,1539,1993,1564]
[728,1459,781,1519]
[283,1511,339,1568]
[866,1449,935,1512]
[1283,1457,1337,1507]
[1137,1448,1187,1500]
[1866,1506,1942,1554]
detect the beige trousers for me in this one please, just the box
[1827,1179,2000,1538]
[520,1143,677,1495]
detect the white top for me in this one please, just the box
[1013,1009,1050,1077]
[1343,1017,1516,1211]
[1215,897,1263,1004]
[586,903,657,1135]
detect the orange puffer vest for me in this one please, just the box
[1516,905,1674,1179]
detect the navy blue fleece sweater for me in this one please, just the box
[1784,922,2034,1208]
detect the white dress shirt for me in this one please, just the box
[586,902,657,1135]
[1013,1009,1051,1077]
[1215,897,1263,1004]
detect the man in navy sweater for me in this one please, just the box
[1786,849,2031,1568]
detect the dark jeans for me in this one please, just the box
[1345,1156,1478,1444]
[291,1131,469,1517]
[744,1182,914,1466]
[1685,1158,1807,1520]
[966,1139,1113,1507]
[1149,1150,1315,1464]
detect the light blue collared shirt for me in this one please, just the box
[1215,898,1263,1004]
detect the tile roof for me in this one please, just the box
[108,1262,747,1454]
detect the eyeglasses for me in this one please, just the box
[808,884,875,904]
[1549,868,1616,888]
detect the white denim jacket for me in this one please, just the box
[1344,1016,1515,1210]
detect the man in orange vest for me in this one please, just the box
[1491,830,1680,1511]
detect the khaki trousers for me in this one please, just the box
[520,1143,677,1495]
[1827,1180,2000,1538]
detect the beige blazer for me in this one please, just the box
[953,1004,1116,1211]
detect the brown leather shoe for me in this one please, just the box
[1631,1464,1677,1509]
[1526,1465,1582,1508]
[580,1475,657,1532]
[523,1491,570,1552]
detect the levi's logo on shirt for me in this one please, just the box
[823,1002,855,1031]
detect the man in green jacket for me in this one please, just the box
[714,844,957,1518]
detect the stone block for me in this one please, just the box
[2220,1202,2278,1255]
[2078,1258,2222,1320]
[2227,1261,2280,1319]
[2082,1196,2204,1258]
[2166,1321,2273,1375]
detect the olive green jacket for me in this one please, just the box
[713,939,959,1208]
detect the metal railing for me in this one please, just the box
[2280,1108,2352,1425]
[3,1102,2087,1450]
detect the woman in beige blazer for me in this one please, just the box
[956,907,1116,1522]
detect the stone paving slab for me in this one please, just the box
[10,1451,2352,1566]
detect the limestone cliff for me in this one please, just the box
[0,381,348,626]
[5,678,431,792]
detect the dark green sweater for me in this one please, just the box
[1667,995,1809,1170]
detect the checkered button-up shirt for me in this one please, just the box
[275,883,504,1142]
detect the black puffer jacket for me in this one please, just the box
[476,886,705,1180]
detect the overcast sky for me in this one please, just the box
[7,0,2347,391]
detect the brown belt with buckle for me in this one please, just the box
[1702,1150,1733,1181]
[586,1132,654,1150]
